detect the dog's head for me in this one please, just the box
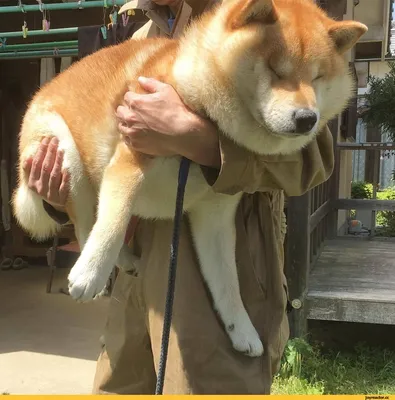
[198,0,367,153]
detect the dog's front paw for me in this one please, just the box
[68,262,108,302]
[226,313,264,357]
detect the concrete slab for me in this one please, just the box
[0,265,109,394]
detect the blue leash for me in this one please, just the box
[155,156,191,395]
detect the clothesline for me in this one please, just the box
[0,48,77,59]
[0,0,126,14]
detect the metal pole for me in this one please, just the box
[0,0,126,14]
[0,27,78,38]
[0,40,78,51]
[0,48,78,59]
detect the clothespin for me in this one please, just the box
[22,20,28,38]
[111,7,118,23]
[103,0,108,8]
[42,17,50,31]
[36,0,43,13]
[18,0,28,38]
[122,12,129,27]
[36,0,50,32]
[18,0,25,13]
[53,47,59,56]
[100,25,107,40]
[107,10,118,29]
[0,38,6,51]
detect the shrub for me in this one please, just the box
[376,186,395,235]
[351,181,373,199]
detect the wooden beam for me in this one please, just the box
[370,150,380,237]
[334,198,395,211]
[327,117,340,238]
[337,142,395,150]
[309,199,332,232]
[364,126,381,184]
[307,296,395,325]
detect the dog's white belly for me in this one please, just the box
[132,156,211,219]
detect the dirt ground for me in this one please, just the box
[0,265,109,394]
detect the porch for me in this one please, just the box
[307,237,395,326]
[285,134,395,336]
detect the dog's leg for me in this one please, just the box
[189,194,264,357]
[69,185,139,274]
[68,150,141,301]
[66,177,96,251]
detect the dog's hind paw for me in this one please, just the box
[227,313,264,357]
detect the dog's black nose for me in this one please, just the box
[294,109,317,134]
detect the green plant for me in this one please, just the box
[272,339,395,395]
[273,376,324,395]
[351,181,373,199]
[362,62,395,140]
[278,338,314,379]
[376,187,395,236]
[350,183,395,236]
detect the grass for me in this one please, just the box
[272,338,395,395]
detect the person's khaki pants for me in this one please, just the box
[93,195,290,394]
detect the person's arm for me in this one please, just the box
[117,77,334,196]
[201,126,334,197]
[23,137,71,224]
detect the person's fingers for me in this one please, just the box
[29,137,51,182]
[123,91,142,109]
[40,137,59,185]
[22,157,33,175]
[116,104,136,122]
[118,121,134,135]
[47,149,64,201]
[118,122,149,142]
[58,170,70,206]
[137,76,168,93]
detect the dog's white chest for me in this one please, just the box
[132,157,211,219]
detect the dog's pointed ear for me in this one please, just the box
[228,0,277,30]
[328,21,368,53]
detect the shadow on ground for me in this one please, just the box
[0,265,109,394]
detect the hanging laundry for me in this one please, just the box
[60,57,72,73]
[39,58,55,86]
[77,21,145,59]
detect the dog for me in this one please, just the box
[12,0,367,357]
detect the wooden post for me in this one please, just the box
[370,150,380,237]
[365,125,381,184]
[285,192,311,338]
[327,117,340,239]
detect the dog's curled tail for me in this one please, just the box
[12,181,61,241]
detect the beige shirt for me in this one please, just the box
[119,0,218,39]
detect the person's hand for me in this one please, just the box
[116,77,221,168]
[23,137,70,208]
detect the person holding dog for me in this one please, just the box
[23,0,334,394]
